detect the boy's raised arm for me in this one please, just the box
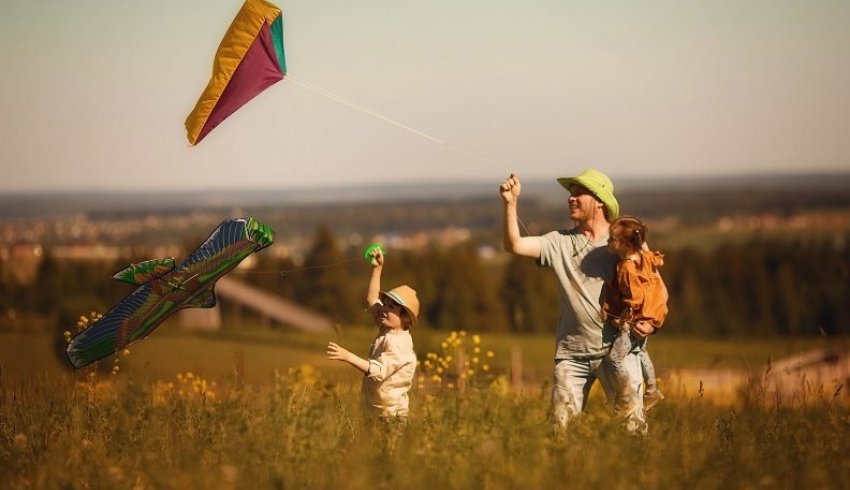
[366,247,384,306]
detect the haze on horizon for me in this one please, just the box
[1,0,849,194]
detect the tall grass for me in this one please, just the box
[2,363,849,489]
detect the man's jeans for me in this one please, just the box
[552,354,647,433]
[607,328,646,410]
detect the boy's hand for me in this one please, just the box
[368,247,384,267]
[326,342,351,362]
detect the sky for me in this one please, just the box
[1,0,849,193]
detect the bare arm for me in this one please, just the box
[366,247,384,306]
[327,342,370,374]
[500,173,542,258]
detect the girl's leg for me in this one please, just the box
[639,341,665,411]
[639,344,658,393]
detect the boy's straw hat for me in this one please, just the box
[380,285,420,326]
[556,168,620,220]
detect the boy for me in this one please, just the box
[327,247,419,419]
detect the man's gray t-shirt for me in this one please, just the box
[538,228,618,359]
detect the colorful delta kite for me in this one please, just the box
[65,218,275,368]
[185,0,286,145]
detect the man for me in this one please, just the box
[500,169,652,432]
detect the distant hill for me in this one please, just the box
[1,172,849,220]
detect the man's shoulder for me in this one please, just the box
[538,228,584,264]
[541,228,579,240]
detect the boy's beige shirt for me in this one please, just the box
[362,328,417,417]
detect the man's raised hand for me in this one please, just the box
[500,173,521,204]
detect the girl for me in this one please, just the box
[602,216,668,413]
[327,247,419,419]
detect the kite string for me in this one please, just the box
[284,75,531,235]
[285,76,513,176]
[286,76,447,146]
[244,257,363,277]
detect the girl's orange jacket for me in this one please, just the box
[602,250,669,328]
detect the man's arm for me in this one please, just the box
[500,173,541,258]
[631,321,656,339]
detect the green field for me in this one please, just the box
[0,324,839,382]
[2,327,849,488]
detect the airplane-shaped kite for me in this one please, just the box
[66,217,274,368]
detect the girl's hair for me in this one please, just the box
[610,215,647,253]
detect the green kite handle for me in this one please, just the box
[363,243,386,263]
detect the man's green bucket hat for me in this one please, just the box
[556,168,620,220]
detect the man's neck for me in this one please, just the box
[577,214,609,241]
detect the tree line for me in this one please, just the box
[2,226,848,337]
[251,226,849,337]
